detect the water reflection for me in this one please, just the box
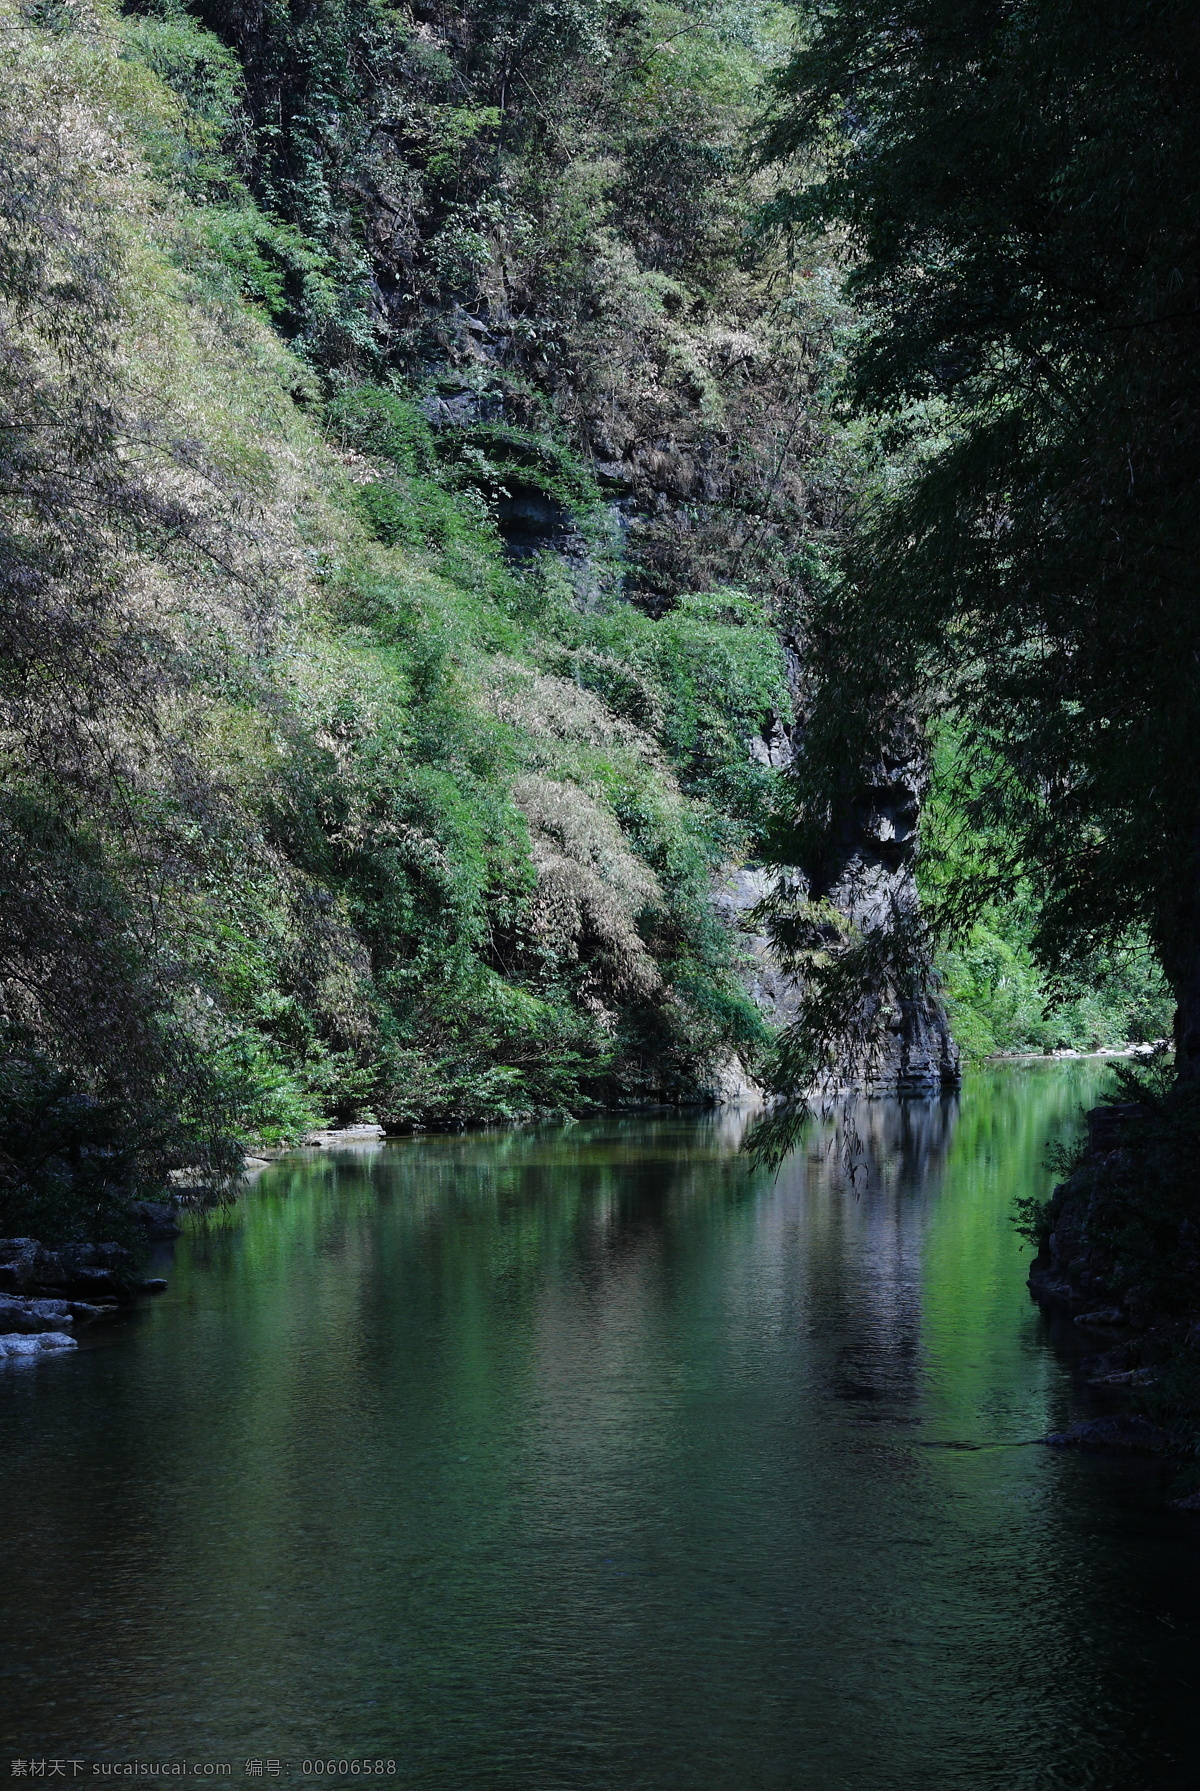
[2,1062,1199,1791]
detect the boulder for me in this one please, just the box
[1074,1307,1127,1329]
[0,1330,77,1358]
[0,1297,73,1334]
[129,1200,182,1239]
[32,1242,131,1297]
[300,1123,386,1148]
[0,1239,40,1293]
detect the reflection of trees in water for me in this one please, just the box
[816,1092,960,1199]
[222,1103,967,1429]
[770,1096,961,1415]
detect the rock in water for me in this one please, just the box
[0,1297,74,1333]
[0,1331,78,1357]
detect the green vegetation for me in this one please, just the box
[752,0,1200,1441]
[754,0,1197,1099]
[936,925,1170,1062]
[920,734,1173,1060]
[7,0,1193,1252]
[762,0,1200,1048]
[0,0,837,1242]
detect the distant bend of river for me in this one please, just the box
[3,1060,1200,1791]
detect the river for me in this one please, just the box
[3,1061,1200,1790]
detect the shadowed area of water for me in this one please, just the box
[3,1060,1199,1790]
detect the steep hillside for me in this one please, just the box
[0,0,841,1240]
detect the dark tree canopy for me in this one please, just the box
[764,1,1200,1072]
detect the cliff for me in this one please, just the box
[0,0,954,1246]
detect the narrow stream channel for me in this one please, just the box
[3,1061,1199,1790]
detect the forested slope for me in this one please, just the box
[0,0,849,1240]
[2,0,1174,1246]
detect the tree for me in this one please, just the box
[762,0,1200,1076]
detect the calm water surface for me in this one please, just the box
[3,1061,1200,1790]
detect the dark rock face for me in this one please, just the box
[712,742,960,1099]
[493,485,576,560]
[1025,1103,1200,1475]
[418,384,503,431]
[806,747,960,1098]
[0,1229,171,1300]
[1026,1105,1145,1320]
[1086,1103,1148,1151]
[129,1200,182,1240]
[860,992,961,1098]
[1028,1227,1119,1319]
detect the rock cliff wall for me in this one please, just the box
[714,713,960,1099]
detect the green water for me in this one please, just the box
[3,1061,1200,1790]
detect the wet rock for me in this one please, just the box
[139,1278,168,1294]
[0,1330,77,1358]
[0,1238,40,1293]
[0,1238,138,1299]
[1074,1307,1128,1329]
[32,1242,131,1297]
[130,1200,182,1239]
[0,1290,124,1331]
[1169,1489,1200,1510]
[69,1266,121,1295]
[301,1123,386,1148]
[1080,1346,1131,1377]
[1027,1256,1078,1309]
[1044,1414,1170,1453]
[1086,1103,1149,1152]
[0,1297,73,1334]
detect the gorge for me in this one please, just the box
[3,1,1200,1778]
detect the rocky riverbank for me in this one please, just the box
[1028,1091,1200,1492]
[0,1128,388,1361]
[0,1204,181,1358]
